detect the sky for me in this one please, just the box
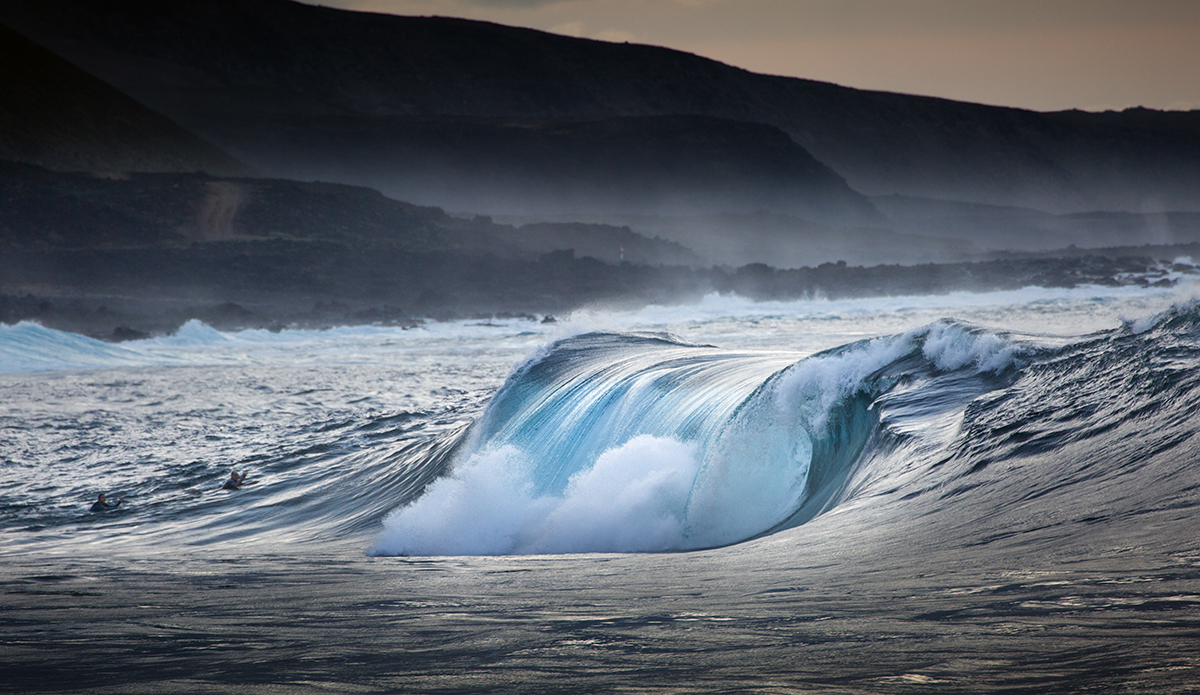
[303,0,1200,112]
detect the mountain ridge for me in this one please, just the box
[4,0,1198,213]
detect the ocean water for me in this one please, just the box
[3,283,1199,564]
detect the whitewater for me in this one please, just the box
[3,283,1199,563]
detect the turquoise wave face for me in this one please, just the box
[374,322,1031,555]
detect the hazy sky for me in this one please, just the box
[304,0,1199,112]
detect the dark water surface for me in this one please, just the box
[3,544,1199,693]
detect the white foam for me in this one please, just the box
[531,435,700,553]
[139,318,233,347]
[371,445,551,556]
[920,322,1024,374]
[772,335,911,430]
[371,435,701,556]
[1123,280,1200,334]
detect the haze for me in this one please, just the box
[307,0,1200,112]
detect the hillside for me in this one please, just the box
[0,22,250,176]
[4,0,1199,214]
[0,1,872,222]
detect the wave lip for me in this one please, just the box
[373,323,1027,556]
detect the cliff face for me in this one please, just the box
[5,0,1199,213]
[0,23,251,177]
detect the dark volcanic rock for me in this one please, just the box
[0,162,689,264]
[511,222,700,267]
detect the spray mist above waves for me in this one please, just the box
[371,321,1032,556]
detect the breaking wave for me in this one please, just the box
[373,321,1034,555]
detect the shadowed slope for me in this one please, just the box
[211,113,877,219]
[0,23,251,176]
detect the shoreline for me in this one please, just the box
[4,248,1194,342]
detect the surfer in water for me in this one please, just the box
[222,470,249,490]
[90,493,124,512]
